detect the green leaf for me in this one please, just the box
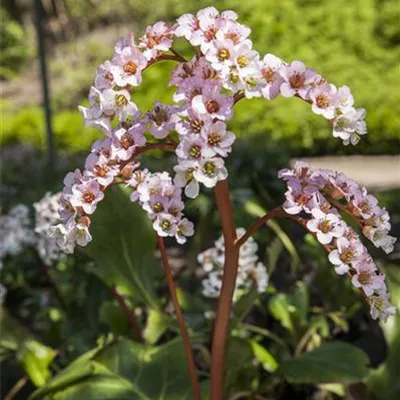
[84,186,161,309]
[99,301,131,336]
[268,293,294,333]
[19,340,56,387]
[280,341,369,384]
[249,340,279,372]
[288,281,309,326]
[232,287,259,325]
[143,309,170,344]
[30,339,198,400]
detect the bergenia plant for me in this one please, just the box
[50,7,396,400]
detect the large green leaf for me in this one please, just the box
[84,186,161,308]
[30,338,198,400]
[280,341,369,384]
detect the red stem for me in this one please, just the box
[210,180,240,400]
[109,285,144,343]
[235,206,284,248]
[157,236,201,400]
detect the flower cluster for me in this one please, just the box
[34,193,64,266]
[198,228,269,302]
[57,6,369,253]
[0,204,36,267]
[175,7,367,145]
[279,162,396,321]
[128,169,194,244]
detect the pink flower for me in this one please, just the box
[153,213,177,237]
[351,261,385,296]
[283,181,318,215]
[351,189,379,219]
[111,45,147,87]
[306,208,344,244]
[139,21,174,61]
[333,107,367,145]
[78,87,111,134]
[310,83,338,119]
[95,61,115,89]
[111,124,146,161]
[215,19,250,45]
[205,39,235,70]
[84,153,118,188]
[279,61,317,99]
[335,85,354,109]
[176,134,208,161]
[260,54,285,100]
[173,161,200,199]
[191,85,233,120]
[368,293,396,322]
[200,120,235,157]
[175,218,194,244]
[194,158,228,188]
[100,88,139,122]
[175,13,200,42]
[146,102,180,139]
[70,179,104,215]
[175,107,212,136]
[328,237,363,275]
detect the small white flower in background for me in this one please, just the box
[0,204,36,264]
[198,228,269,302]
[34,192,65,266]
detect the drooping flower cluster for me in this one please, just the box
[128,169,194,244]
[0,205,36,267]
[199,228,269,302]
[56,6,368,253]
[34,193,64,266]
[279,162,396,321]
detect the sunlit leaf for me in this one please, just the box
[249,340,279,372]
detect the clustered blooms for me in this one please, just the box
[279,162,397,321]
[55,6,369,253]
[0,205,36,267]
[34,193,64,266]
[198,228,269,302]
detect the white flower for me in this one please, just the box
[306,208,344,245]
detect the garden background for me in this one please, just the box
[1,1,399,399]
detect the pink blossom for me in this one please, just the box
[333,107,367,145]
[111,124,146,161]
[84,153,118,188]
[139,21,174,61]
[260,54,285,100]
[310,83,338,119]
[175,218,194,244]
[368,293,396,321]
[191,85,233,120]
[95,61,115,89]
[175,107,213,136]
[205,39,235,70]
[100,88,139,122]
[200,120,235,157]
[176,134,208,161]
[351,189,379,219]
[194,157,228,188]
[70,180,104,215]
[279,61,318,99]
[306,208,345,244]
[351,261,385,296]
[328,237,363,275]
[173,161,200,199]
[153,213,177,237]
[146,102,180,139]
[111,45,147,87]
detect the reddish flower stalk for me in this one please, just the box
[210,180,240,400]
[157,236,201,400]
[109,285,144,343]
